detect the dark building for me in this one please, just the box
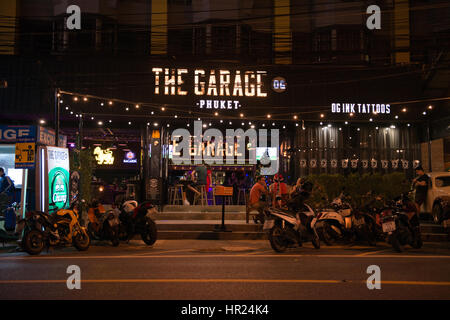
[0,0,449,202]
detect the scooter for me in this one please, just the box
[263,203,320,253]
[381,193,422,252]
[87,200,120,247]
[313,194,376,246]
[118,200,158,245]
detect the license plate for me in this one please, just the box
[108,218,119,227]
[382,221,396,233]
[310,218,317,228]
[443,219,450,228]
[263,220,274,230]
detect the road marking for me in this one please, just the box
[1,254,450,260]
[356,248,393,256]
[133,248,195,256]
[0,279,449,286]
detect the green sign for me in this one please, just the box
[47,147,70,213]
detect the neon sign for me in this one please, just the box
[331,103,391,114]
[123,151,137,164]
[93,147,114,165]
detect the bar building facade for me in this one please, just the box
[0,0,449,203]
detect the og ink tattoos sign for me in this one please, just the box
[47,147,70,213]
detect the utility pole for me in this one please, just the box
[54,88,60,147]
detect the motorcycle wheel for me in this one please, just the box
[388,233,402,253]
[141,218,157,246]
[269,225,288,253]
[110,228,120,247]
[22,230,44,255]
[73,229,90,251]
[118,223,129,241]
[311,232,320,249]
[365,219,377,247]
[321,223,334,246]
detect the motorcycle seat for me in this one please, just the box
[339,208,352,217]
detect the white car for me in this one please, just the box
[419,172,450,223]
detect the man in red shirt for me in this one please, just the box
[249,175,269,222]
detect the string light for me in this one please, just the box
[267,114,271,119]
[293,115,298,120]
[395,115,398,119]
[98,121,103,125]
[135,104,140,109]
[108,101,113,105]
[73,97,78,102]
[240,113,244,118]
[402,108,407,112]
[428,105,433,110]
[100,102,104,106]
[214,112,218,116]
[39,119,45,124]
[83,97,88,102]
[161,107,166,111]
[349,113,354,117]
[320,114,324,118]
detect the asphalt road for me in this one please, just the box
[0,240,449,300]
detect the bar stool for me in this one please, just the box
[168,186,175,204]
[237,188,247,205]
[194,185,208,206]
[171,184,184,205]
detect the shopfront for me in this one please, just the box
[0,125,68,216]
[52,62,433,206]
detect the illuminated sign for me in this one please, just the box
[272,77,287,92]
[47,147,70,214]
[93,146,115,165]
[331,103,391,114]
[123,151,137,164]
[152,68,278,110]
[0,126,35,142]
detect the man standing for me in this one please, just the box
[0,167,14,207]
[412,166,430,218]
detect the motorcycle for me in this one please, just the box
[118,200,158,245]
[17,203,90,255]
[314,194,377,246]
[381,192,422,252]
[263,203,320,253]
[87,200,120,247]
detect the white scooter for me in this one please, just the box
[312,195,370,246]
[263,203,321,253]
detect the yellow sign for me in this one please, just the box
[15,142,35,168]
[214,186,233,196]
[93,146,115,165]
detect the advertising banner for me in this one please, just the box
[14,142,36,169]
[47,147,70,213]
[0,125,36,142]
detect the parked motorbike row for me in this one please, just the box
[13,199,158,255]
[262,184,423,253]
